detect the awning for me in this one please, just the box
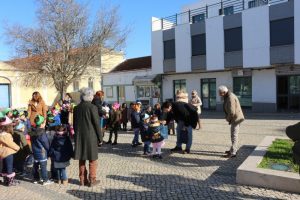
[132,75,157,85]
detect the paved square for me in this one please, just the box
[1,113,300,200]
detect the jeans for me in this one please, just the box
[50,158,56,180]
[33,161,48,181]
[2,154,14,175]
[176,120,193,150]
[132,128,140,144]
[56,168,67,180]
[143,141,151,153]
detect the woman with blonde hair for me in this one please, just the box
[28,91,48,126]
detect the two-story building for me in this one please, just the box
[152,0,300,112]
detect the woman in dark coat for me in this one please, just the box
[73,88,103,187]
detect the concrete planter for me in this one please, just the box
[237,136,300,193]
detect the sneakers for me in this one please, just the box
[112,142,118,145]
[170,146,182,152]
[182,149,190,154]
[223,153,236,158]
[42,180,54,186]
[152,154,163,159]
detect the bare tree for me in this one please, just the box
[5,0,129,99]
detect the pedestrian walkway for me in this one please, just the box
[1,116,299,199]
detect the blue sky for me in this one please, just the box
[0,0,197,61]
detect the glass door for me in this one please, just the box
[277,75,300,111]
[201,78,216,110]
[233,77,252,108]
[0,84,10,108]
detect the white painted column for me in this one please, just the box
[175,24,191,73]
[151,17,164,74]
[242,6,270,68]
[206,16,224,70]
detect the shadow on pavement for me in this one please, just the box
[66,145,282,199]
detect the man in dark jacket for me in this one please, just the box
[73,88,103,187]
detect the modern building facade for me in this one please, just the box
[152,0,300,112]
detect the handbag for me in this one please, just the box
[180,128,188,144]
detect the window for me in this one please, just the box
[192,14,205,23]
[192,34,206,56]
[277,76,300,110]
[0,84,10,108]
[219,6,234,16]
[88,78,94,90]
[136,86,153,98]
[106,87,113,98]
[224,27,243,52]
[270,18,294,47]
[73,81,79,92]
[233,77,252,107]
[164,39,175,59]
[118,86,125,99]
[248,0,268,9]
[173,80,186,100]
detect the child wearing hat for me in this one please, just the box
[49,125,73,185]
[30,115,53,186]
[2,108,13,119]
[0,113,20,186]
[140,114,151,155]
[149,116,165,159]
[106,102,121,145]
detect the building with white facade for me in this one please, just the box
[102,56,160,106]
[152,0,300,112]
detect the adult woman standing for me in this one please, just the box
[27,91,48,126]
[73,88,103,187]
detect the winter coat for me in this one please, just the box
[149,122,164,143]
[131,111,142,129]
[92,96,105,118]
[30,127,50,162]
[121,108,128,123]
[141,123,151,142]
[49,114,61,127]
[12,130,32,164]
[223,91,245,125]
[28,100,48,125]
[171,102,199,129]
[0,132,20,159]
[189,95,202,114]
[109,110,121,129]
[49,133,73,167]
[73,101,102,161]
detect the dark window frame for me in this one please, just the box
[219,6,234,16]
[224,27,243,52]
[164,39,176,60]
[191,34,206,56]
[173,79,186,101]
[192,13,205,23]
[270,17,294,47]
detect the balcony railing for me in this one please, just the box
[152,0,289,31]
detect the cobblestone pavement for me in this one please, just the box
[1,113,300,200]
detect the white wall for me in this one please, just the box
[252,69,276,103]
[162,71,232,103]
[103,69,152,86]
[125,85,136,102]
[295,0,300,64]
[152,17,161,31]
[243,5,270,68]
[206,16,224,71]
[175,24,192,73]
[151,30,164,74]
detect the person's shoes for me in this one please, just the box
[42,180,54,186]
[183,149,190,154]
[89,179,100,187]
[112,142,118,145]
[158,155,163,159]
[223,153,237,158]
[170,146,182,152]
[131,143,138,147]
[137,142,143,146]
[152,154,158,158]
[225,150,231,154]
[143,152,151,156]
[105,140,112,144]
[80,179,89,186]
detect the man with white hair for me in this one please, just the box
[73,88,103,187]
[218,85,245,158]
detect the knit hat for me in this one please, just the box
[112,102,120,110]
[143,113,150,120]
[0,116,12,126]
[176,91,189,103]
[47,113,55,122]
[12,109,20,118]
[19,111,25,117]
[34,115,45,127]
[2,108,11,115]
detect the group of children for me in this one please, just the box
[0,106,73,187]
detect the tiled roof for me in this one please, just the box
[109,56,151,73]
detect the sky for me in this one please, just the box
[0,0,197,61]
